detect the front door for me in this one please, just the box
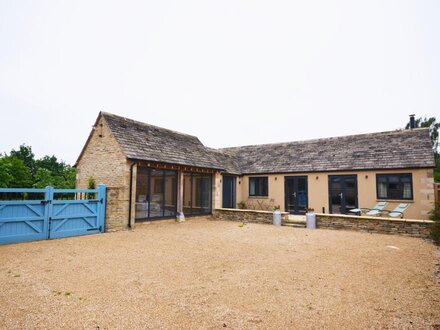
[328,175,358,214]
[285,176,308,214]
[222,175,236,208]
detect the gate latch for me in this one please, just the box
[40,200,51,205]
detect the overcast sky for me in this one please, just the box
[0,1,439,164]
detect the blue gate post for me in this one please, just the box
[98,184,106,233]
[45,186,54,239]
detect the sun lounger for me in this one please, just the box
[349,201,388,216]
[380,203,410,218]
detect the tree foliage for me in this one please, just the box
[10,144,37,176]
[405,116,440,182]
[429,202,440,245]
[0,155,32,188]
[0,144,76,188]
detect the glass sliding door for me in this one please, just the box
[149,169,164,218]
[183,172,212,216]
[183,174,192,215]
[328,175,358,214]
[164,171,177,217]
[200,174,212,214]
[284,176,308,214]
[135,166,177,221]
[135,167,150,220]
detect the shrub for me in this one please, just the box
[87,177,96,199]
[237,201,247,209]
[429,202,440,245]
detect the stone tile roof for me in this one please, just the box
[219,129,435,174]
[102,112,224,170]
[208,148,242,175]
[97,112,434,174]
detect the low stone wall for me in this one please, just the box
[316,213,434,239]
[213,208,288,224]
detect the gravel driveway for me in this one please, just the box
[1,219,439,329]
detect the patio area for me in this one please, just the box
[1,219,439,329]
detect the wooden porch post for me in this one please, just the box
[177,170,185,222]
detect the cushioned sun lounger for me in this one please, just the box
[349,201,388,216]
[380,203,410,218]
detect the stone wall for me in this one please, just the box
[76,115,131,231]
[316,213,434,239]
[105,187,130,231]
[212,208,288,224]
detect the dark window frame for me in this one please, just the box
[183,172,213,216]
[249,176,269,197]
[376,173,413,200]
[135,166,178,221]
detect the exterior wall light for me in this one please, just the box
[365,175,368,179]
[316,176,319,180]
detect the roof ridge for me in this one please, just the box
[218,128,430,151]
[101,111,200,141]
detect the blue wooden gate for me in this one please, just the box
[0,185,106,245]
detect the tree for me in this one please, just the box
[10,144,36,177]
[436,158,440,183]
[405,116,439,154]
[405,116,440,182]
[0,157,13,188]
[0,155,33,188]
[54,165,76,189]
[35,155,76,188]
[0,145,76,189]
[429,202,440,245]
[33,168,55,188]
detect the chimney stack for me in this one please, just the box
[409,114,415,129]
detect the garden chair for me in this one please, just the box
[380,203,410,218]
[349,201,388,216]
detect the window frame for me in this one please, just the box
[376,173,413,201]
[183,172,213,216]
[135,167,178,221]
[249,176,269,197]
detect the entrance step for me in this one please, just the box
[283,215,306,228]
[283,222,306,228]
[288,214,306,221]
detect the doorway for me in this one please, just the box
[222,175,236,208]
[284,176,308,214]
[328,175,358,214]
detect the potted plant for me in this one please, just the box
[237,201,247,209]
[273,205,282,226]
[305,208,316,229]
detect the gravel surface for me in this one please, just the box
[1,219,439,329]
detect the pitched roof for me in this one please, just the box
[208,148,242,175]
[78,112,435,174]
[101,112,224,170]
[218,129,435,174]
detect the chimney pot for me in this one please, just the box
[409,114,415,129]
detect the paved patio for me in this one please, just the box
[0,219,439,329]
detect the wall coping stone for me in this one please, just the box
[215,208,289,215]
[315,213,434,224]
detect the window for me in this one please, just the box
[249,177,268,196]
[376,173,413,200]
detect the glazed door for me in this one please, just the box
[328,175,358,214]
[285,176,308,214]
[222,175,236,208]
